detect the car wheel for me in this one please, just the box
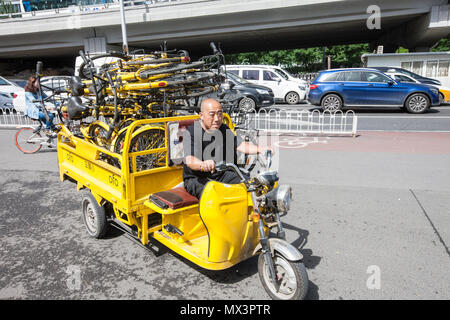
[239,97,256,112]
[285,91,300,105]
[439,93,445,105]
[404,93,430,114]
[321,94,343,111]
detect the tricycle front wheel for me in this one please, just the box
[82,192,108,239]
[258,253,308,300]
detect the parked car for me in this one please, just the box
[8,79,27,89]
[225,71,274,110]
[308,68,440,114]
[0,76,24,98]
[385,72,450,104]
[371,67,441,86]
[0,92,13,110]
[225,65,308,104]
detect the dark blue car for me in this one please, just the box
[308,68,440,113]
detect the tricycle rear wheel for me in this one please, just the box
[258,253,308,300]
[82,192,108,239]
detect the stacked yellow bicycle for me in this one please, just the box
[60,43,227,171]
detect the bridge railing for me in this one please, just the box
[0,0,197,20]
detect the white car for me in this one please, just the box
[225,65,308,104]
[0,76,24,99]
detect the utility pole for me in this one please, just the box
[322,47,326,70]
[119,0,128,54]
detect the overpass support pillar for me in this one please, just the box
[83,37,121,55]
[370,5,450,53]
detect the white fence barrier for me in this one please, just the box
[0,109,36,128]
[2,107,357,136]
[0,109,66,128]
[237,109,358,137]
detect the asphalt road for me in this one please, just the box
[0,107,449,302]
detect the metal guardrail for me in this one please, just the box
[237,109,358,137]
[2,107,357,137]
[0,0,200,20]
[0,109,66,128]
[0,109,36,128]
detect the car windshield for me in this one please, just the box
[273,69,289,80]
[395,69,422,79]
[11,80,27,88]
[226,71,250,84]
[0,77,10,86]
[393,74,415,82]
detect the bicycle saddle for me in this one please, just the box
[69,76,85,96]
[67,96,88,120]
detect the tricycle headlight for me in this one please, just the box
[276,184,292,212]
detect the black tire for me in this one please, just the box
[139,61,205,78]
[82,192,108,239]
[404,93,430,114]
[78,52,128,79]
[88,123,110,148]
[239,97,257,112]
[258,253,309,300]
[321,93,343,111]
[285,91,300,105]
[15,127,42,154]
[439,93,445,105]
[165,72,216,87]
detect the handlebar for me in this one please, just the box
[215,161,249,183]
[79,50,89,64]
[36,61,43,76]
[265,150,272,170]
[210,42,219,54]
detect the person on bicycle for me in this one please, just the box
[182,98,272,199]
[24,75,56,137]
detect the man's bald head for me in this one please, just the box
[200,98,222,113]
[199,98,223,131]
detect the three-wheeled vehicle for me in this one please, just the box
[57,113,309,300]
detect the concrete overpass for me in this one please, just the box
[0,0,449,61]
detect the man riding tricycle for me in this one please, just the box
[57,56,309,299]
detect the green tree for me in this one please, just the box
[433,35,450,52]
[0,0,15,14]
[225,43,370,73]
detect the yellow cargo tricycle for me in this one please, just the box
[57,114,309,300]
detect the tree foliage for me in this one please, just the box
[0,0,14,14]
[432,35,450,52]
[225,35,450,74]
[225,43,370,74]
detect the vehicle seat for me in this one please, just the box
[150,186,198,210]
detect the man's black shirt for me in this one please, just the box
[182,122,243,181]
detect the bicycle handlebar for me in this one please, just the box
[79,50,89,64]
[210,42,219,54]
[36,61,43,76]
